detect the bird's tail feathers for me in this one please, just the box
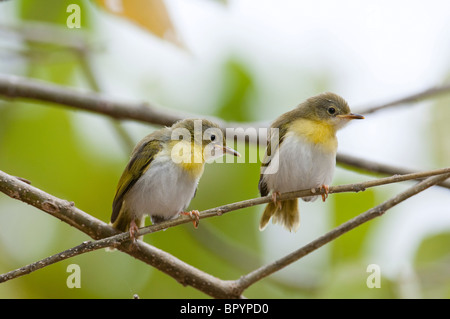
[259,202,276,231]
[259,199,300,232]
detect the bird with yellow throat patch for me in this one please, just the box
[258,92,364,232]
[111,119,240,240]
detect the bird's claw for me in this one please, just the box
[129,219,140,242]
[181,210,200,228]
[320,184,329,202]
[272,191,282,210]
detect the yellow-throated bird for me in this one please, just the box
[258,92,364,232]
[111,118,240,240]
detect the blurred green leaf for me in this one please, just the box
[414,232,450,266]
[217,59,255,122]
[331,186,377,263]
[318,262,395,298]
[413,232,450,298]
[16,0,94,86]
[18,0,91,28]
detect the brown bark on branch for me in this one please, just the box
[358,83,450,115]
[0,74,266,132]
[0,170,237,298]
[235,172,450,291]
[1,74,449,181]
[0,168,448,297]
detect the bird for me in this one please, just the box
[258,92,364,232]
[110,118,240,240]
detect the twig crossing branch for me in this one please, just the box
[0,168,449,297]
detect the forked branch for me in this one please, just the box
[0,168,448,298]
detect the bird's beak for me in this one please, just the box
[337,113,364,120]
[216,144,241,157]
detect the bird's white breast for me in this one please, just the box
[124,153,201,221]
[262,132,336,201]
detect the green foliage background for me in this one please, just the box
[0,0,449,298]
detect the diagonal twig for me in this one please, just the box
[336,153,450,190]
[2,75,450,127]
[234,172,450,293]
[0,73,267,133]
[2,74,450,178]
[0,169,237,298]
[357,83,450,115]
[0,167,449,296]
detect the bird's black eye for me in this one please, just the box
[210,134,216,141]
[327,107,336,115]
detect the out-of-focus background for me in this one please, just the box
[0,0,449,298]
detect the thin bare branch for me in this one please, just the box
[0,73,267,133]
[235,172,450,293]
[0,169,238,298]
[336,153,450,190]
[1,167,449,294]
[134,166,450,236]
[0,240,113,283]
[358,83,450,115]
[2,75,449,131]
[0,74,185,126]
[1,74,449,174]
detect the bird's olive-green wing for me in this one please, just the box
[258,117,290,196]
[111,139,163,223]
